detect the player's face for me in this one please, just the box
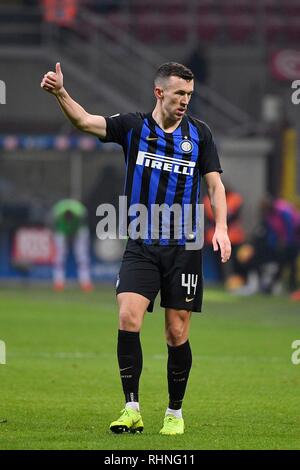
[160,76,194,121]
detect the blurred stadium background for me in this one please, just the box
[0,0,300,450]
[0,0,299,284]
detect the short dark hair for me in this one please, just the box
[154,62,194,85]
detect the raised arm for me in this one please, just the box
[40,62,107,139]
[204,171,231,263]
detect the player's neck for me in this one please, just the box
[152,108,182,133]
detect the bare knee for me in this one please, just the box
[166,324,187,346]
[117,293,148,332]
[119,308,142,331]
[165,309,191,346]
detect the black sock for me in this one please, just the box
[117,330,143,404]
[167,340,192,410]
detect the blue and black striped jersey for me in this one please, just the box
[100,112,222,245]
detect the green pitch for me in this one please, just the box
[0,286,299,450]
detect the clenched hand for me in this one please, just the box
[40,62,63,95]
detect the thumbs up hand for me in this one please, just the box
[41,62,64,95]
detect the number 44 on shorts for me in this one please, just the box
[182,274,198,297]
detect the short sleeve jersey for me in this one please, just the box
[100,112,222,245]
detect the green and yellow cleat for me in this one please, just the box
[110,407,144,434]
[159,414,184,435]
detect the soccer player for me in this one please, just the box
[51,198,93,292]
[41,62,231,435]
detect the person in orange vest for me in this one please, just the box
[204,186,246,289]
[42,0,78,27]
[291,289,300,301]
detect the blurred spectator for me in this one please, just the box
[290,214,300,302]
[41,0,78,27]
[291,288,300,302]
[203,186,246,289]
[50,199,93,292]
[291,289,300,302]
[234,196,300,295]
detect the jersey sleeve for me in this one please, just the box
[98,113,127,145]
[198,122,223,176]
[99,112,138,146]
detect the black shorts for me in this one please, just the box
[116,239,203,313]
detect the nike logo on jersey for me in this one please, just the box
[136,151,195,176]
[185,297,194,302]
[146,136,158,141]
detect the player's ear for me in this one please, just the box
[154,86,164,100]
